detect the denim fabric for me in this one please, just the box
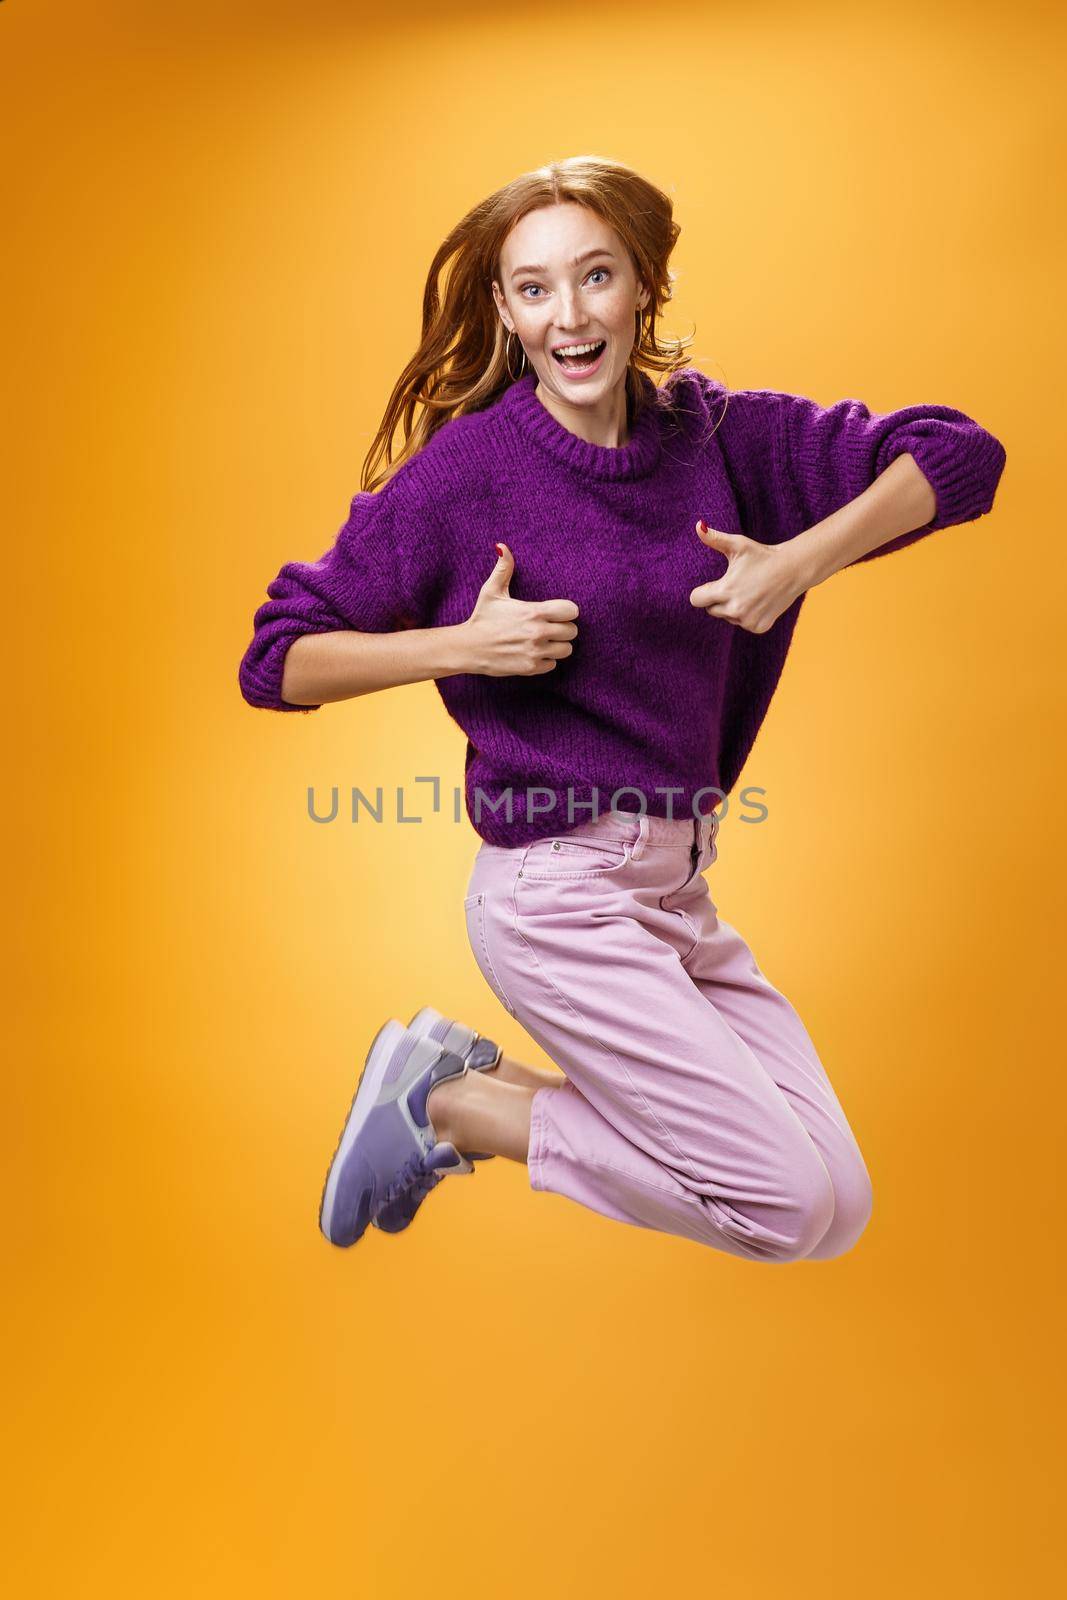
[464,810,872,1263]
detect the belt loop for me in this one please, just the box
[702,807,720,860]
[630,813,649,861]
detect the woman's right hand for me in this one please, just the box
[457,543,579,676]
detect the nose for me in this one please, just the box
[553,286,587,333]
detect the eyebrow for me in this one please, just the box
[510,248,617,279]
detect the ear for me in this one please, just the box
[491,281,510,324]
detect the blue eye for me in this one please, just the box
[519,267,611,299]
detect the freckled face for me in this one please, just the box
[493,202,649,407]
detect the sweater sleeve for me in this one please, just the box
[705,375,1007,568]
[237,469,442,712]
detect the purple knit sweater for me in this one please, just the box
[238,368,1006,848]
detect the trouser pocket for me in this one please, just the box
[519,834,632,881]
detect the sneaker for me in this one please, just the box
[405,1006,501,1163]
[319,1019,474,1248]
[367,1008,504,1236]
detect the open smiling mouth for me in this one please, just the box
[551,340,607,374]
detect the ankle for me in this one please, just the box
[425,1071,470,1147]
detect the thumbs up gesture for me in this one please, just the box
[689,520,805,636]
[458,542,580,677]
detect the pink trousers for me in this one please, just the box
[463,810,873,1262]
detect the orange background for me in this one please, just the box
[4,1,1063,1594]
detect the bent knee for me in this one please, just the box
[805,1161,874,1261]
[765,1154,838,1264]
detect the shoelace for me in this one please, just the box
[379,1147,438,1213]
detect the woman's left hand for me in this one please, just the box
[689,521,806,635]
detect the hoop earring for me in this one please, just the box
[505,328,527,381]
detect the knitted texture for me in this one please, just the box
[238,368,1006,848]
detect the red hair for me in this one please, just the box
[361,154,697,493]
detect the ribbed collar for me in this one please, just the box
[498,369,664,482]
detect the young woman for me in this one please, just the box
[239,156,1006,1260]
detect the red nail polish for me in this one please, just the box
[494,542,505,555]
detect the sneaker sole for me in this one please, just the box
[319,1017,409,1244]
